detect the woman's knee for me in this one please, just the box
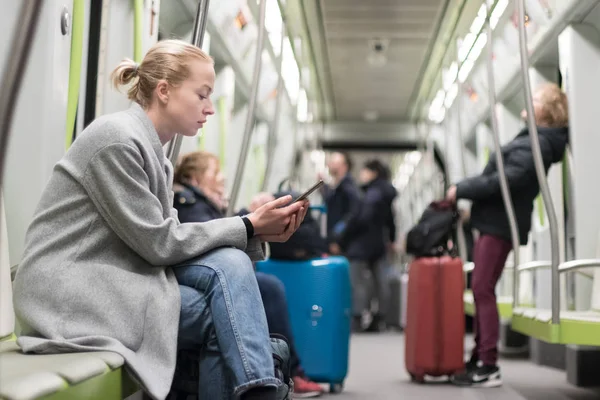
[176,247,256,290]
[204,247,256,279]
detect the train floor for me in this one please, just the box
[327,332,600,400]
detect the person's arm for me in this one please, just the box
[82,143,262,266]
[456,147,536,201]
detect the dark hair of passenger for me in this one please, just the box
[364,159,388,180]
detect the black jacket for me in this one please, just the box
[456,126,568,245]
[321,175,362,242]
[173,183,224,223]
[338,178,398,261]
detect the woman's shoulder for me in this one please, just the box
[66,109,156,167]
[77,110,139,149]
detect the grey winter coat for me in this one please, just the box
[13,103,265,399]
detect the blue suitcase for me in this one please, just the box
[255,256,351,393]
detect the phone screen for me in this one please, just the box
[293,180,324,203]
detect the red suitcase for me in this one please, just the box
[405,256,465,382]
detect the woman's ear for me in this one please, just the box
[156,80,169,104]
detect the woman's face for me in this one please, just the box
[359,168,377,185]
[198,158,223,195]
[164,60,216,137]
[520,89,546,124]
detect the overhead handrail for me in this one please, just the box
[165,0,211,164]
[65,0,85,149]
[227,0,267,215]
[485,0,521,308]
[0,0,44,189]
[261,18,286,192]
[517,0,561,325]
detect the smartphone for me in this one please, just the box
[292,180,324,203]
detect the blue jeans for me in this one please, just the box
[255,272,301,376]
[173,247,279,399]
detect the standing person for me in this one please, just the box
[12,40,308,400]
[319,152,361,255]
[448,83,568,388]
[334,160,397,332]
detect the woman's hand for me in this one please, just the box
[247,196,309,241]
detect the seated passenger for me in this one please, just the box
[173,152,324,398]
[12,40,308,400]
[447,82,569,388]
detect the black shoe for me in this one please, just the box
[451,365,502,388]
[464,355,479,373]
[270,334,294,399]
[364,314,385,333]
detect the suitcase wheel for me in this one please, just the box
[409,374,425,384]
[329,382,344,394]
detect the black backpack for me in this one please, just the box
[405,200,459,257]
[268,191,328,261]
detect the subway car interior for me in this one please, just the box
[1,0,600,399]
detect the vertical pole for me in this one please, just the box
[261,18,286,192]
[165,0,211,164]
[485,0,521,307]
[226,0,268,215]
[516,0,560,323]
[0,0,44,188]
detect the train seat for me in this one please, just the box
[0,195,140,400]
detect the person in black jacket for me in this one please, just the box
[447,83,569,388]
[172,151,325,398]
[334,159,398,332]
[319,152,362,254]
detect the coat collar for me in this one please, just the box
[127,102,167,165]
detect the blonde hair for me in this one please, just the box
[174,151,219,185]
[111,40,213,108]
[535,83,569,128]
